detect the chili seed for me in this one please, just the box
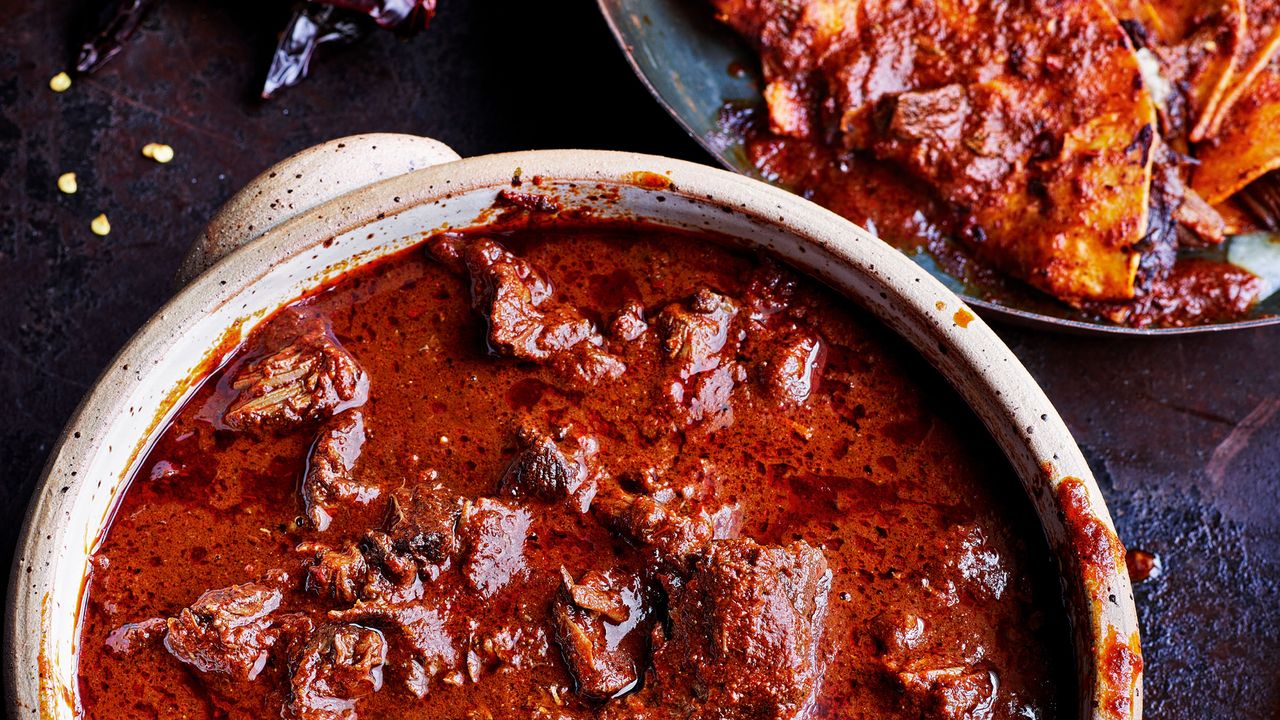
[141,143,175,164]
[49,72,72,92]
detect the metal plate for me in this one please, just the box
[597,0,1280,335]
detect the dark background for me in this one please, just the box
[1,1,1277,717]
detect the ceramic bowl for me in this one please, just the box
[5,134,1141,719]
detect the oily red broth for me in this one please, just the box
[78,221,1073,719]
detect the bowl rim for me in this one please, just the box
[5,145,1141,719]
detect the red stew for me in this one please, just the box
[78,221,1073,719]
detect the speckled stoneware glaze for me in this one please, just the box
[6,134,1141,720]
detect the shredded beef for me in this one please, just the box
[286,624,387,720]
[896,666,998,720]
[302,410,376,530]
[224,309,369,431]
[429,236,625,383]
[552,568,652,699]
[163,583,283,681]
[649,539,832,719]
[458,497,532,598]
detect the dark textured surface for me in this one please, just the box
[0,2,1277,717]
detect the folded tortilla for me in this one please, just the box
[1203,0,1280,137]
[1193,62,1280,205]
[1107,0,1243,142]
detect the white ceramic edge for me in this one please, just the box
[177,132,461,285]
[6,143,1141,720]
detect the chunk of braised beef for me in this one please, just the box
[593,490,741,567]
[303,410,377,530]
[552,568,651,700]
[498,426,573,498]
[458,497,533,598]
[299,543,379,604]
[329,601,459,698]
[653,289,746,428]
[272,612,318,645]
[383,486,463,573]
[756,330,826,404]
[742,262,800,321]
[300,489,464,602]
[560,567,631,623]
[650,539,832,719]
[674,361,745,430]
[429,236,625,384]
[594,492,708,561]
[655,288,740,376]
[286,624,387,720]
[423,233,466,272]
[163,582,283,681]
[104,617,168,654]
[609,300,650,342]
[498,424,598,501]
[457,235,553,312]
[224,309,369,432]
[896,666,997,720]
[357,531,420,585]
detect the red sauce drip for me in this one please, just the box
[1056,477,1126,589]
[1098,631,1144,720]
[1125,548,1163,583]
[621,171,673,190]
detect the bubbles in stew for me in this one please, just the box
[78,222,1074,719]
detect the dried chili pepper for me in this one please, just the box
[76,0,160,74]
[262,0,437,97]
[262,3,371,99]
[74,0,438,98]
[324,0,437,32]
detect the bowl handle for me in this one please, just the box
[176,133,460,285]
